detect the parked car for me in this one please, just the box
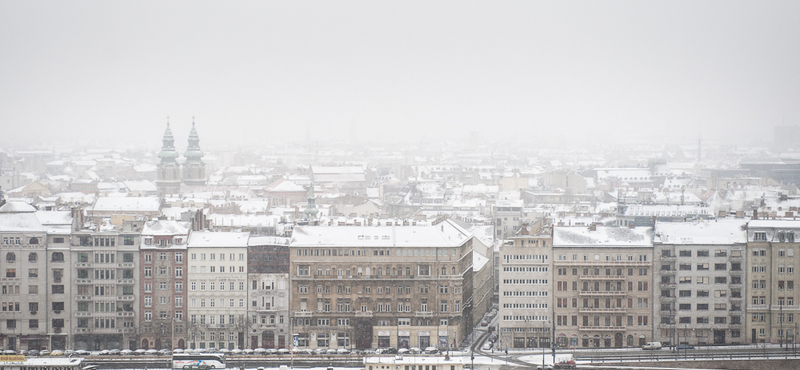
[29,350,40,356]
[120,349,133,356]
[424,347,438,354]
[99,350,111,356]
[158,349,172,356]
[642,342,662,350]
[677,344,695,350]
[39,350,51,356]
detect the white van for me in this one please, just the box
[642,341,662,350]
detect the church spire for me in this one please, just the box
[184,116,204,163]
[157,117,179,163]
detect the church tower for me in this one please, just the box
[156,119,182,195]
[182,118,206,186]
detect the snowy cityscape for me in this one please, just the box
[2,1,800,370]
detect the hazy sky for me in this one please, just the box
[1,1,799,150]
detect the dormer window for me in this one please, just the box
[753,232,767,242]
[145,238,153,245]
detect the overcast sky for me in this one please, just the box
[1,1,799,150]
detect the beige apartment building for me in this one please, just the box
[746,220,800,345]
[497,223,553,349]
[552,225,654,349]
[288,219,480,350]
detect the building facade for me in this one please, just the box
[746,220,800,345]
[552,225,654,349]
[246,236,291,349]
[138,220,190,350]
[653,220,747,346]
[70,219,141,350]
[288,220,475,350]
[497,224,553,350]
[187,232,250,350]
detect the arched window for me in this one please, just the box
[51,252,64,262]
[29,237,38,245]
[441,267,446,276]
[28,252,37,263]
[452,266,456,275]
[5,252,15,263]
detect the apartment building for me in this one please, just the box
[494,199,523,239]
[37,209,74,351]
[70,219,142,350]
[187,232,250,350]
[653,220,747,346]
[746,220,800,344]
[552,225,654,348]
[246,236,291,349]
[497,224,553,349]
[0,202,51,351]
[138,220,190,350]
[288,220,476,350]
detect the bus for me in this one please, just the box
[171,354,226,369]
[0,356,84,370]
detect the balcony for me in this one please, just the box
[579,290,627,297]
[729,270,743,276]
[578,326,627,331]
[659,282,676,289]
[579,275,627,280]
[661,296,676,302]
[578,307,627,314]
[661,270,676,276]
[414,311,434,317]
[355,311,374,317]
[294,311,313,317]
[660,256,676,262]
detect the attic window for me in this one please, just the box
[382,236,390,240]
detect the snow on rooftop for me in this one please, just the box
[188,231,250,247]
[473,250,489,271]
[291,219,471,248]
[92,196,161,212]
[142,220,191,236]
[655,219,746,245]
[553,226,652,247]
[748,219,800,229]
[0,203,45,232]
[248,235,291,246]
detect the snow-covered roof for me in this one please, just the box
[0,201,37,213]
[655,219,746,245]
[91,197,161,212]
[0,202,45,232]
[748,220,800,229]
[473,250,489,271]
[123,180,157,192]
[265,178,306,192]
[188,231,250,248]
[553,226,652,247]
[248,236,291,246]
[291,219,471,248]
[142,220,191,236]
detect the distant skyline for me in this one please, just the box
[1,1,799,150]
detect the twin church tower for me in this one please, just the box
[156,118,206,195]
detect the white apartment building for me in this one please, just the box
[497,225,553,349]
[187,232,250,350]
[653,220,747,346]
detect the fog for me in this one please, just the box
[1,1,799,150]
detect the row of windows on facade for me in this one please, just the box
[295,248,456,258]
[2,237,39,245]
[297,284,461,295]
[751,265,795,273]
[190,253,245,261]
[189,298,245,308]
[555,254,650,262]
[503,266,549,272]
[662,315,737,324]
[661,275,742,285]
[751,296,796,306]
[189,281,246,291]
[749,312,796,324]
[660,302,742,311]
[552,315,651,327]
[5,318,63,329]
[77,236,135,246]
[555,297,651,309]
[752,231,800,242]
[297,265,457,277]
[662,249,742,258]
[189,314,244,325]
[557,267,649,276]
[666,263,741,271]
[555,280,651,292]
[751,280,795,290]
[298,300,459,314]
[662,289,741,298]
